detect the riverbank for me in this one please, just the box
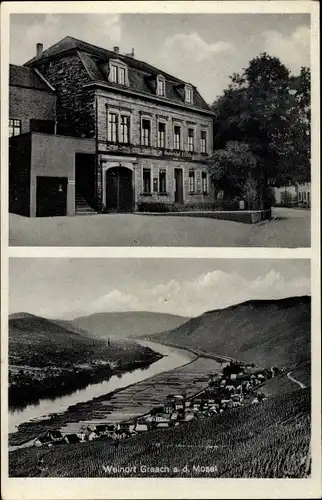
[9,355,222,449]
[9,353,163,412]
[9,342,197,447]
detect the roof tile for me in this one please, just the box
[24,36,210,111]
[9,64,53,92]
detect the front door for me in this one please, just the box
[174,168,183,204]
[36,176,67,217]
[105,167,133,213]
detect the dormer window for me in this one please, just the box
[118,67,126,85]
[185,85,193,104]
[109,60,128,86]
[157,75,166,97]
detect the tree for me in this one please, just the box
[208,141,259,207]
[211,53,311,204]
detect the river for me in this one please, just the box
[9,340,195,434]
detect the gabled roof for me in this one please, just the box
[9,64,54,92]
[24,36,211,111]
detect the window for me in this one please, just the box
[110,65,118,83]
[188,128,194,152]
[157,77,165,97]
[173,125,181,150]
[189,170,195,193]
[141,119,151,146]
[159,169,167,193]
[110,64,127,85]
[108,113,118,142]
[185,85,193,104]
[202,172,208,194]
[201,130,207,154]
[158,122,166,149]
[9,119,21,137]
[143,168,151,193]
[118,67,126,85]
[120,115,130,143]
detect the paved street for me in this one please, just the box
[9,207,310,247]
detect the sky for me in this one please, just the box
[9,13,310,104]
[9,259,310,320]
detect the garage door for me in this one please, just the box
[36,176,68,217]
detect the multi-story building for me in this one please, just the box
[9,63,57,136]
[9,36,215,217]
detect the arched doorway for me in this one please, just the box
[105,166,133,213]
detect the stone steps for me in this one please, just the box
[75,194,97,215]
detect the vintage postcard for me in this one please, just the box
[1,1,320,500]
[2,2,317,248]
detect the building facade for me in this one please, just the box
[9,64,57,136]
[15,36,214,215]
[273,182,311,208]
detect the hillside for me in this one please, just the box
[50,319,94,339]
[151,296,311,369]
[9,313,162,408]
[72,311,189,339]
[9,313,110,367]
[9,387,311,478]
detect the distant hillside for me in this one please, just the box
[9,314,106,367]
[9,312,39,320]
[9,313,162,368]
[51,319,94,338]
[151,296,311,369]
[72,311,189,340]
[9,313,162,408]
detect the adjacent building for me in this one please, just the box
[273,182,311,208]
[9,36,215,217]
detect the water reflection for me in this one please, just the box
[9,341,194,433]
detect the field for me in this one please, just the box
[9,387,311,478]
[9,356,221,446]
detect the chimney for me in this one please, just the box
[113,46,119,54]
[131,48,135,58]
[36,43,43,57]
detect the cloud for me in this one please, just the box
[10,14,122,65]
[85,269,310,318]
[153,32,233,100]
[163,32,232,63]
[262,25,310,72]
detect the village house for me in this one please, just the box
[45,430,64,443]
[64,434,80,444]
[34,435,53,447]
[77,430,88,443]
[9,36,215,218]
[88,430,100,441]
[134,420,149,433]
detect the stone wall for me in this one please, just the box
[36,53,96,138]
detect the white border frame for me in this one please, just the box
[1,2,320,500]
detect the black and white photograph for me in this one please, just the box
[8,258,311,478]
[7,11,311,247]
[1,1,320,499]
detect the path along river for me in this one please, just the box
[9,341,196,434]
